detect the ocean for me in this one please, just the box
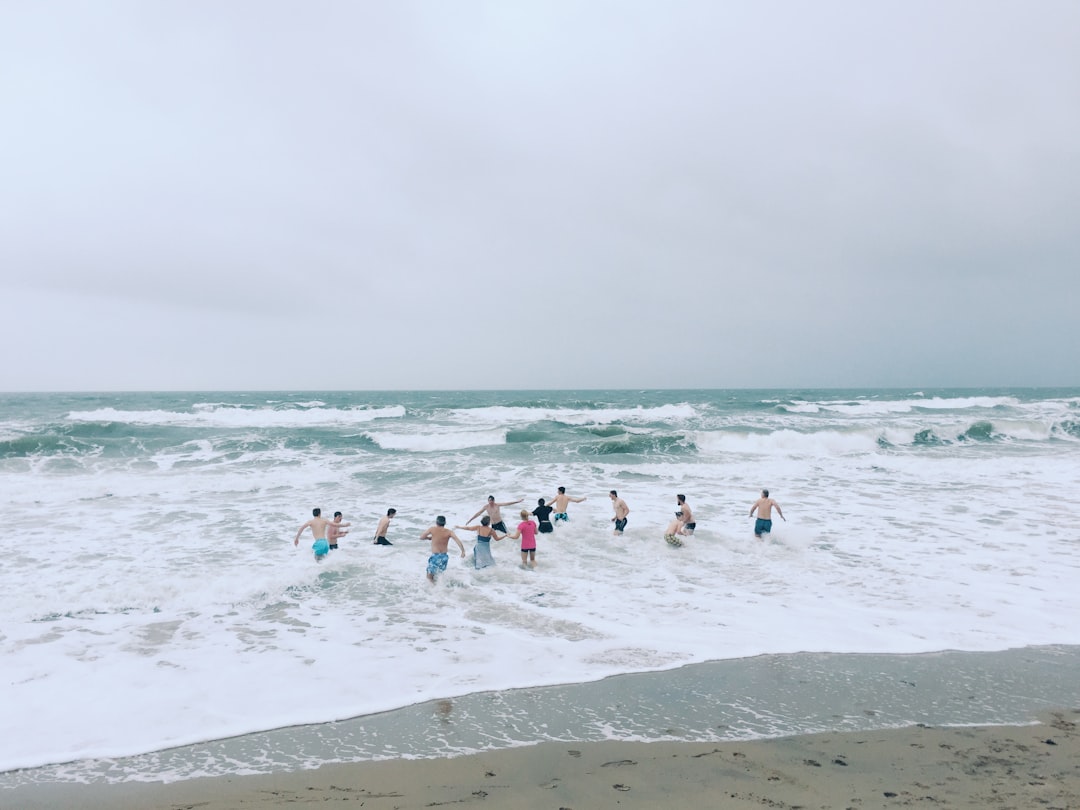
[2,388,1079,786]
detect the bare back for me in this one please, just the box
[424,525,455,553]
[753,497,778,519]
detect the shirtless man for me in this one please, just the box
[545,486,587,524]
[467,495,523,534]
[749,489,786,539]
[326,511,350,550]
[668,494,696,537]
[373,508,396,546]
[609,490,630,536]
[294,507,344,561]
[420,516,466,583]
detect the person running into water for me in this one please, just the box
[674,494,695,535]
[294,507,340,561]
[545,486,586,524]
[504,509,538,569]
[609,490,630,536]
[749,489,785,539]
[454,515,504,569]
[664,494,695,546]
[467,495,524,533]
[373,508,396,546]
[532,497,555,534]
[420,516,465,583]
[326,511,350,550]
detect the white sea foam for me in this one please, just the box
[447,403,699,426]
[3,389,1080,780]
[367,428,508,452]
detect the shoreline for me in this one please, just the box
[9,710,1080,809]
[5,645,1080,792]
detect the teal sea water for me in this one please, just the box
[2,388,1080,785]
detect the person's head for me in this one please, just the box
[436,515,446,526]
[387,508,397,517]
[609,490,618,499]
[333,511,343,519]
[558,486,566,494]
[520,509,530,519]
[677,494,685,505]
[537,498,546,506]
[487,495,495,503]
[312,508,321,517]
[480,515,490,526]
[762,489,769,498]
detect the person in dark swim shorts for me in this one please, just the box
[532,498,555,533]
[373,508,397,546]
[749,489,785,539]
[609,490,630,536]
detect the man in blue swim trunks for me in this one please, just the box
[749,489,785,539]
[294,507,337,561]
[545,486,587,524]
[421,515,466,583]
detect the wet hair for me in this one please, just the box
[609,490,618,496]
[387,508,396,515]
[762,489,769,497]
[436,515,446,526]
[537,498,546,506]
[558,486,566,494]
[480,516,491,526]
[676,494,685,504]
[333,511,342,518]
[312,508,321,517]
[487,495,495,502]
[520,509,530,519]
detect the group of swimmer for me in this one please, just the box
[294,487,785,582]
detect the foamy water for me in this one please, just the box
[2,388,1079,782]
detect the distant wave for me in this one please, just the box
[366,428,507,452]
[66,405,407,428]
[447,403,698,426]
[780,396,1021,416]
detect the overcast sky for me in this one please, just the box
[2,1,1078,391]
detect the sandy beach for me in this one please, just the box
[8,709,1078,810]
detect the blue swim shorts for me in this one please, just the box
[614,518,628,532]
[312,539,330,556]
[553,512,569,522]
[754,518,772,536]
[427,552,449,575]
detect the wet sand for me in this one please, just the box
[9,709,1078,809]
